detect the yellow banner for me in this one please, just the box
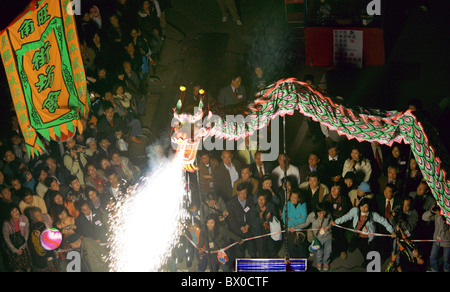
[0,0,89,157]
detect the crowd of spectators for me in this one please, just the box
[0,0,172,272]
[178,132,449,272]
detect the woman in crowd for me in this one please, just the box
[282,190,309,258]
[197,213,244,272]
[2,206,32,272]
[250,190,278,258]
[342,145,372,185]
[331,198,396,267]
[293,202,333,271]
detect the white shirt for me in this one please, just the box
[224,163,239,188]
[85,211,93,223]
[271,165,301,188]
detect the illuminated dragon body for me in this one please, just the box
[172,78,450,224]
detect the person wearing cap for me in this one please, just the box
[85,137,103,166]
[348,182,374,208]
[66,233,109,272]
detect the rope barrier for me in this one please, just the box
[183,224,450,254]
[183,227,321,254]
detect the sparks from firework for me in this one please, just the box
[107,152,189,272]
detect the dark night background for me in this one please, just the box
[0,0,449,162]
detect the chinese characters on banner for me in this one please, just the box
[0,0,89,158]
[333,29,363,68]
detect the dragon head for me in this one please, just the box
[171,87,212,172]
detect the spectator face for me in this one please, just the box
[416,183,428,196]
[45,157,57,170]
[105,107,115,120]
[110,15,119,27]
[80,203,91,216]
[392,146,400,159]
[54,194,64,205]
[10,207,20,220]
[4,150,15,163]
[206,218,215,231]
[241,168,251,181]
[123,62,132,74]
[93,33,100,45]
[88,190,98,201]
[403,199,412,213]
[104,92,114,102]
[317,210,326,219]
[11,179,21,190]
[66,139,76,150]
[0,171,4,184]
[206,198,216,207]
[331,185,341,198]
[88,141,97,151]
[99,139,111,150]
[308,176,319,189]
[58,210,68,221]
[262,179,272,190]
[50,180,59,191]
[257,195,267,208]
[108,173,119,186]
[290,192,300,205]
[344,178,353,188]
[143,0,151,11]
[384,186,395,200]
[328,147,338,159]
[98,68,106,79]
[308,154,320,168]
[221,151,232,167]
[231,76,242,89]
[116,85,125,96]
[283,180,292,193]
[255,67,263,78]
[387,167,398,182]
[356,188,365,197]
[409,158,418,171]
[39,169,48,182]
[200,154,210,166]
[350,149,361,162]
[87,165,97,178]
[100,159,111,170]
[237,188,247,202]
[0,187,12,200]
[111,153,121,165]
[254,152,263,166]
[33,209,44,222]
[11,135,21,145]
[130,29,138,38]
[278,154,289,169]
[23,194,34,205]
[70,178,81,191]
[359,203,369,214]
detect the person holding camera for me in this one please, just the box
[422,204,450,272]
[390,196,419,239]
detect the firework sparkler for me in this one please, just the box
[107,153,189,272]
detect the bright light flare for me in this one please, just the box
[107,153,189,272]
